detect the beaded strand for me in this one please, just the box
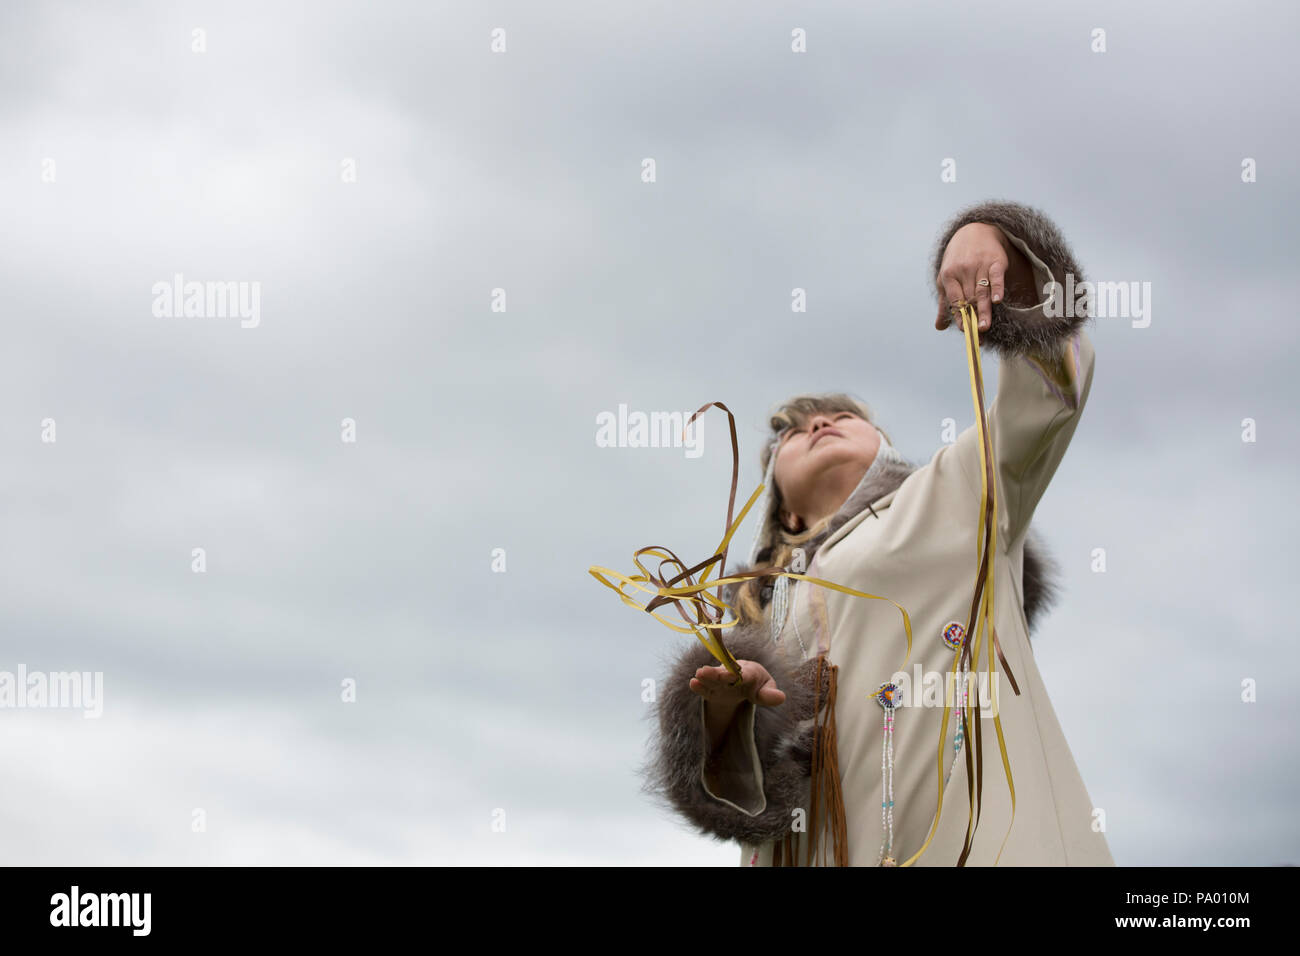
[941,621,968,786]
[875,682,899,866]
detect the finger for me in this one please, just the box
[958,268,979,317]
[974,274,992,331]
[756,685,787,707]
[935,288,950,330]
[690,673,732,695]
[987,260,1006,305]
[706,665,751,690]
[942,276,966,331]
[689,677,713,697]
[957,268,981,333]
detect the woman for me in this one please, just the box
[644,200,1114,866]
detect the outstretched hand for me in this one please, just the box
[690,659,786,708]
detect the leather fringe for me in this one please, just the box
[773,832,797,867]
[806,654,849,866]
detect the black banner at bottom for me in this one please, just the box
[0,864,1289,941]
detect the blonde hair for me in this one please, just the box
[735,393,893,626]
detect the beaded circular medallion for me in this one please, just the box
[875,681,900,709]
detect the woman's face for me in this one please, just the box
[772,411,881,532]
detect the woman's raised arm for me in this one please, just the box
[930,200,1097,548]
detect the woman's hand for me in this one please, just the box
[934,222,1033,334]
[694,659,786,755]
[690,660,786,708]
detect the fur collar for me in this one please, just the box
[746,452,1061,638]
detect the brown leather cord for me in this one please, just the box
[772,831,798,867]
[948,298,1023,867]
[992,625,1019,695]
[806,654,849,866]
[953,299,995,868]
[636,401,788,682]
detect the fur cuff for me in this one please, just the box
[640,620,825,847]
[932,199,1090,360]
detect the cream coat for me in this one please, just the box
[698,228,1114,866]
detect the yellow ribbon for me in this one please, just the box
[587,404,915,681]
[899,301,1016,867]
[588,303,1017,866]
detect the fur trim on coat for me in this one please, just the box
[641,617,825,846]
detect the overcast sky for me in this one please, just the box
[1,0,1297,865]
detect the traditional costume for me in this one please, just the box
[643,201,1114,866]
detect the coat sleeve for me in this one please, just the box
[640,616,823,848]
[932,200,1097,548]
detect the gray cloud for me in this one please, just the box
[1,0,1296,865]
